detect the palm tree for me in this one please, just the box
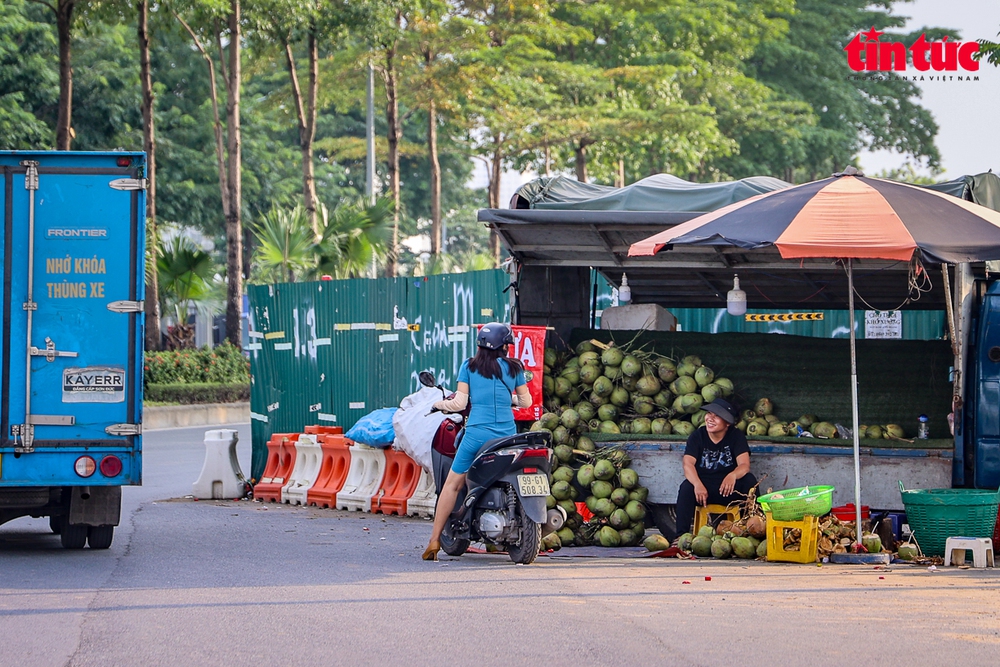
[314,197,394,279]
[248,206,318,283]
[157,236,219,349]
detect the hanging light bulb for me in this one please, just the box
[618,273,631,305]
[727,274,746,316]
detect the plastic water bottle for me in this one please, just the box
[917,414,929,439]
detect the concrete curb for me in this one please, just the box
[143,402,250,431]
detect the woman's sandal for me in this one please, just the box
[421,540,440,561]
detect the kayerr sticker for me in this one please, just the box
[63,366,125,403]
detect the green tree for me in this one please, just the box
[157,234,218,349]
[0,0,56,148]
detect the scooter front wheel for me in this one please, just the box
[506,506,542,565]
[440,521,470,557]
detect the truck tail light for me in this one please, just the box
[100,455,122,477]
[116,156,131,167]
[74,456,96,477]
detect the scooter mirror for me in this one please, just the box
[418,371,437,388]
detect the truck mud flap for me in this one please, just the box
[0,487,49,508]
[69,486,121,526]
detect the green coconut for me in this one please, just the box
[681,354,702,367]
[575,341,595,355]
[734,420,747,433]
[610,488,630,507]
[579,351,600,366]
[604,365,624,381]
[598,525,622,547]
[620,355,643,377]
[764,414,780,425]
[599,421,621,434]
[628,487,649,502]
[593,459,616,481]
[560,368,581,385]
[574,403,596,422]
[541,532,562,551]
[681,393,704,414]
[677,361,699,377]
[625,499,646,522]
[767,423,789,437]
[677,532,694,551]
[554,444,573,462]
[701,383,724,403]
[579,364,603,385]
[885,424,906,439]
[866,425,884,439]
[576,464,596,488]
[539,412,561,431]
[557,527,575,546]
[591,480,614,499]
[551,480,572,500]
[631,418,652,435]
[645,534,671,551]
[814,422,838,439]
[691,535,714,557]
[576,435,596,452]
[544,347,559,367]
[754,397,774,417]
[633,396,656,416]
[584,495,598,513]
[636,375,662,396]
[552,466,575,484]
[756,540,768,558]
[554,377,573,398]
[797,414,817,427]
[669,376,698,396]
[542,376,555,396]
[691,410,708,428]
[657,359,678,383]
[619,468,639,489]
[697,525,716,539]
[714,377,734,397]
[594,404,617,422]
[545,494,556,509]
[620,529,639,547]
[673,421,695,437]
[609,508,631,529]
[694,366,715,388]
[731,536,756,559]
[594,498,615,518]
[592,376,614,398]
[862,534,883,553]
[608,386,629,408]
[652,391,672,408]
[746,419,769,437]
[601,347,624,367]
[897,543,919,560]
[560,409,580,430]
[711,538,733,559]
[651,418,671,435]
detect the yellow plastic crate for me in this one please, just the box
[693,504,741,535]
[765,512,819,564]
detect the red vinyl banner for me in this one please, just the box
[510,325,547,421]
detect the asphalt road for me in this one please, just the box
[1,424,999,667]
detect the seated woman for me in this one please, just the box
[675,398,758,536]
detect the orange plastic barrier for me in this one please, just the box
[304,425,343,435]
[371,448,423,516]
[253,433,300,502]
[307,434,354,508]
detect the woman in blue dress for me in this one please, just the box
[422,323,532,561]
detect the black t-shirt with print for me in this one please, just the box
[683,426,750,478]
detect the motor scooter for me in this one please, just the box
[418,371,564,564]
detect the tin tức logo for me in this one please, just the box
[844,27,980,73]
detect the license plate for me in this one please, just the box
[517,474,550,497]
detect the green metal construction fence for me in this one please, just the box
[247,270,512,479]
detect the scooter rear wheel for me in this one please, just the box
[440,521,470,557]
[506,507,541,565]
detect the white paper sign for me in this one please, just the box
[865,310,902,339]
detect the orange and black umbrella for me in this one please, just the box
[629,169,1000,264]
[630,168,1000,554]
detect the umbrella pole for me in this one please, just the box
[848,258,863,548]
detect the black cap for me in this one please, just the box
[703,398,738,424]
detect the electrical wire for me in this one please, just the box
[843,257,933,311]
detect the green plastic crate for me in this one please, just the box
[898,482,1000,557]
[758,485,834,521]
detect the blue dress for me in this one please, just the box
[450,358,527,474]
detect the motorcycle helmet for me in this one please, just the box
[477,322,514,350]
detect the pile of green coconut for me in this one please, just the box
[540,444,650,550]
[539,339,907,440]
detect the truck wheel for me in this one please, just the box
[87,525,114,549]
[60,522,88,549]
[49,516,62,534]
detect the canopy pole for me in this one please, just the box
[848,258,863,548]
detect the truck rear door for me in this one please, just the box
[0,153,144,485]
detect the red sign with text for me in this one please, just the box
[510,325,546,421]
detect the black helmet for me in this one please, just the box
[477,322,514,350]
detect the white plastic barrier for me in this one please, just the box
[281,434,323,505]
[192,429,247,500]
[336,444,386,512]
[406,467,437,518]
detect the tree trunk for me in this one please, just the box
[574,141,588,183]
[55,0,75,150]
[138,0,160,350]
[284,33,319,234]
[544,145,551,176]
[428,96,441,255]
[383,31,401,277]
[224,1,243,347]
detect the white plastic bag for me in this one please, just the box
[392,386,450,472]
